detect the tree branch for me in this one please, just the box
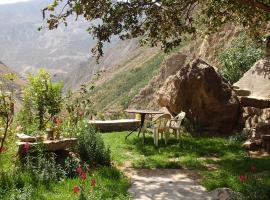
[235,0,270,13]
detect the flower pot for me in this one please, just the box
[46,128,54,140]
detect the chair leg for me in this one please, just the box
[165,133,169,145]
[154,130,158,147]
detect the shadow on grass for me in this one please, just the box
[132,135,245,158]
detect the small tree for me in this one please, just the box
[0,73,16,152]
[18,69,63,133]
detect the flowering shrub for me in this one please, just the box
[238,165,270,200]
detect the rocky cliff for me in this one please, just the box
[129,24,241,109]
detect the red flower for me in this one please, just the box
[53,116,62,127]
[73,186,80,193]
[251,165,256,173]
[76,165,83,175]
[80,172,87,180]
[0,146,6,153]
[23,143,30,152]
[239,175,247,183]
[79,111,84,118]
[90,179,96,188]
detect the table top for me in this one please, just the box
[124,109,164,115]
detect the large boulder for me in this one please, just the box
[234,58,270,100]
[234,58,270,139]
[157,58,240,134]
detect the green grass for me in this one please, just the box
[102,132,245,169]
[0,139,130,200]
[102,132,270,198]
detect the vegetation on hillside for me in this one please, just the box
[219,35,264,84]
[90,52,164,112]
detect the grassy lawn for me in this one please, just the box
[103,132,270,198]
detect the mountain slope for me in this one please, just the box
[0,0,118,79]
[0,61,25,109]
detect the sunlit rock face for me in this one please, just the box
[158,58,240,134]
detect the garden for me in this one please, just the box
[0,70,129,200]
[1,35,270,200]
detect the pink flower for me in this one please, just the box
[90,179,96,188]
[239,175,247,183]
[251,165,256,173]
[73,186,80,193]
[80,172,87,180]
[76,165,83,175]
[23,143,30,152]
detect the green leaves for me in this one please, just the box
[42,0,270,60]
[18,69,63,132]
[219,35,263,84]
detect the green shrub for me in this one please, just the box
[23,148,66,185]
[77,120,111,166]
[219,35,263,84]
[10,185,34,200]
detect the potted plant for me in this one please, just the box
[46,122,54,140]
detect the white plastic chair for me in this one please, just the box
[169,112,186,138]
[144,114,171,146]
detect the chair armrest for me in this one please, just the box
[169,119,182,127]
[144,120,155,128]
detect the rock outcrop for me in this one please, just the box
[234,58,270,139]
[130,24,241,110]
[209,188,241,200]
[157,58,240,134]
[234,58,270,100]
[130,53,188,109]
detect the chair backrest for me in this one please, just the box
[154,114,171,128]
[174,112,186,127]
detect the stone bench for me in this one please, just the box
[89,119,140,132]
[17,138,77,156]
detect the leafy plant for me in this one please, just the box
[63,84,95,137]
[219,35,263,84]
[23,145,66,185]
[17,69,63,133]
[0,73,16,153]
[77,120,111,166]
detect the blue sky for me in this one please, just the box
[0,0,34,4]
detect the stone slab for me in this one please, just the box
[89,119,140,132]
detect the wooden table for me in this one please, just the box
[124,109,163,141]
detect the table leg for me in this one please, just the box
[125,113,146,141]
[138,114,146,143]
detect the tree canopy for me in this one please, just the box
[43,0,270,59]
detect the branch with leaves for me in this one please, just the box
[41,0,270,60]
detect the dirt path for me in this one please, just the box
[122,166,212,200]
